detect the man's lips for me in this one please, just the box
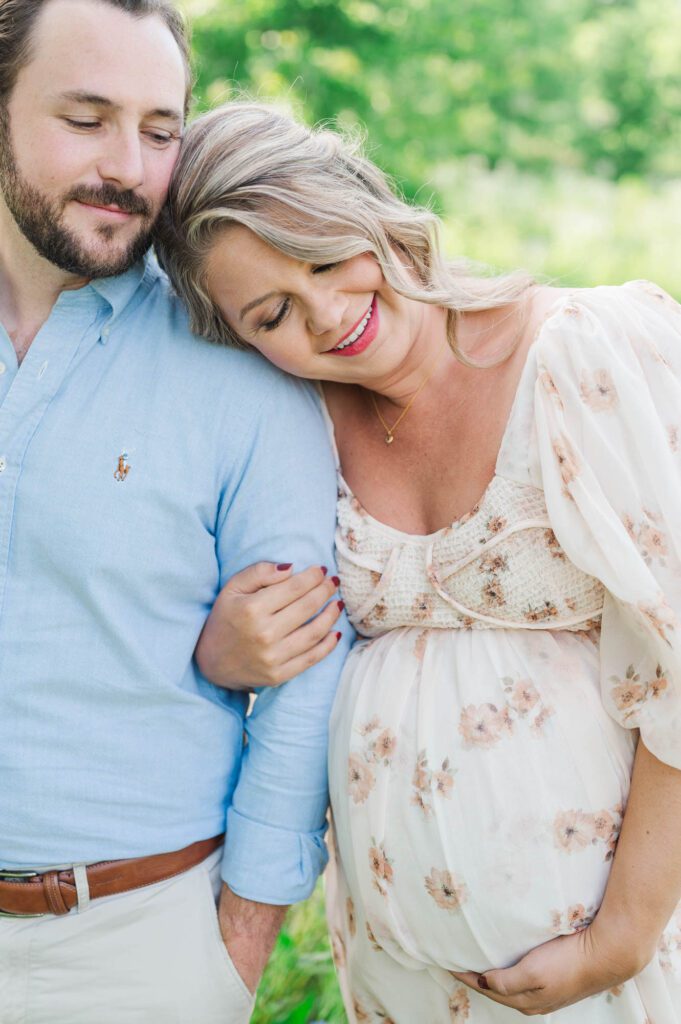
[75,200,138,222]
[326,296,379,357]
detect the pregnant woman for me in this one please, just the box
[157,102,681,1023]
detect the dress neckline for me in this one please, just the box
[316,289,579,541]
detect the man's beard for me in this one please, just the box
[0,107,156,278]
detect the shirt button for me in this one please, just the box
[0,362,6,375]
[0,457,6,473]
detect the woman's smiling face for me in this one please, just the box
[204,224,433,386]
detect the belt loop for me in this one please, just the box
[73,864,91,913]
[43,872,69,916]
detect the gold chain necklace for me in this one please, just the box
[369,341,449,445]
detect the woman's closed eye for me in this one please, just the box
[312,262,340,274]
[261,298,291,332]
[259,262,343,330]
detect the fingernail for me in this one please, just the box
[320,566,328,576]
[277,563,292,571]
[337,600,345,611]
[335,632,342,642]
[331,575,340,587]
[478,975,490,990]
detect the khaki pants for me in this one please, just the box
[0,849,255,1024]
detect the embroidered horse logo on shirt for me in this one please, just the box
[114,453,130,482]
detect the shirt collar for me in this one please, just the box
[49,252,160,345]
[89,254,155,337]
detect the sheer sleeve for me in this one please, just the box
[534,282,681,768]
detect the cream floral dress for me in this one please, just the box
[324,282,681,1024]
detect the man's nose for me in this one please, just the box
[96,131,145,191]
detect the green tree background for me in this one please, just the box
[178,1,681,1019]
[182,0,681,298]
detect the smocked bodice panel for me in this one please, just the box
[336,472,604,637]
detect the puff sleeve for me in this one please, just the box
[534,282,681,768]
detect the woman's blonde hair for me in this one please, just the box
[155,100,533,362]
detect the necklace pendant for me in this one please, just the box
[384,433,394,445]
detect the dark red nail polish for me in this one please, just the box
[320,566,328,576]
[337,600,345,611]
[277,563,292,571]
[331,575,340,587]
[335,632,342,642]
[478,975,490,991]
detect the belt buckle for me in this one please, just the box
[0,870,46,918]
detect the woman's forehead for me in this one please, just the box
[205,228,293,314]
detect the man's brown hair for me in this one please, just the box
[0,0,193,114]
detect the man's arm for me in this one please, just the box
[218,887,288,993]
[212,367,352,986]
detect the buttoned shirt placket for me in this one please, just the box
[0,288,107,625]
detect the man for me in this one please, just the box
[0,1,349,1020]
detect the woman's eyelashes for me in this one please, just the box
[261,298,291,332]
[259,262,343,331]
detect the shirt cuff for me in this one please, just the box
[220,806,329,905]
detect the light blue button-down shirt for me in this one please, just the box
[0,254,351,904]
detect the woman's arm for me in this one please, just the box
[595,738,681,964]
[454,738,681,1015]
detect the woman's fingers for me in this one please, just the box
[252,593,345,684]
[277,595,345,659]
[265,628,343,685]
[220,560,295,596]
[249,564,336,617]
[452,970,535,1012]
[270,576,342,638]
[481,963,545,998]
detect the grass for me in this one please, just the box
[434,159,681,297]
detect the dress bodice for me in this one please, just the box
[335,469,604,637]
[318,319,606,639]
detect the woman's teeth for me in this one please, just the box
[334,303,373,351]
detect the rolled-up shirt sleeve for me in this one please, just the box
[214,367,352,904]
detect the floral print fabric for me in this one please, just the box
[533,283,681,769]
[324,282,681,1023]
[335,473,604,637]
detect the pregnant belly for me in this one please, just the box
[328,626,637,974]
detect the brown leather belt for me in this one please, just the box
[0,835,224,917]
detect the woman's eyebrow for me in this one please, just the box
[240,292,277,319]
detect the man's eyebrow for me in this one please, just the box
[240,292,278,319]
[57,90,183,125]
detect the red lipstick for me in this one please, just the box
[328,296,379,358]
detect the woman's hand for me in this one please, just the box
[195,562,344,690]
[452,913,653,1016]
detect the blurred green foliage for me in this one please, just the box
[181,0,681,195]
[437,161,681,294]
[179,0,681,293]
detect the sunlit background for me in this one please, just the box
[181,0,681,298]
[177,1,681,1019]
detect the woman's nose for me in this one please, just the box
[306,290,348,336]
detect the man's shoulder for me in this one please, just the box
[133,256,321,413]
